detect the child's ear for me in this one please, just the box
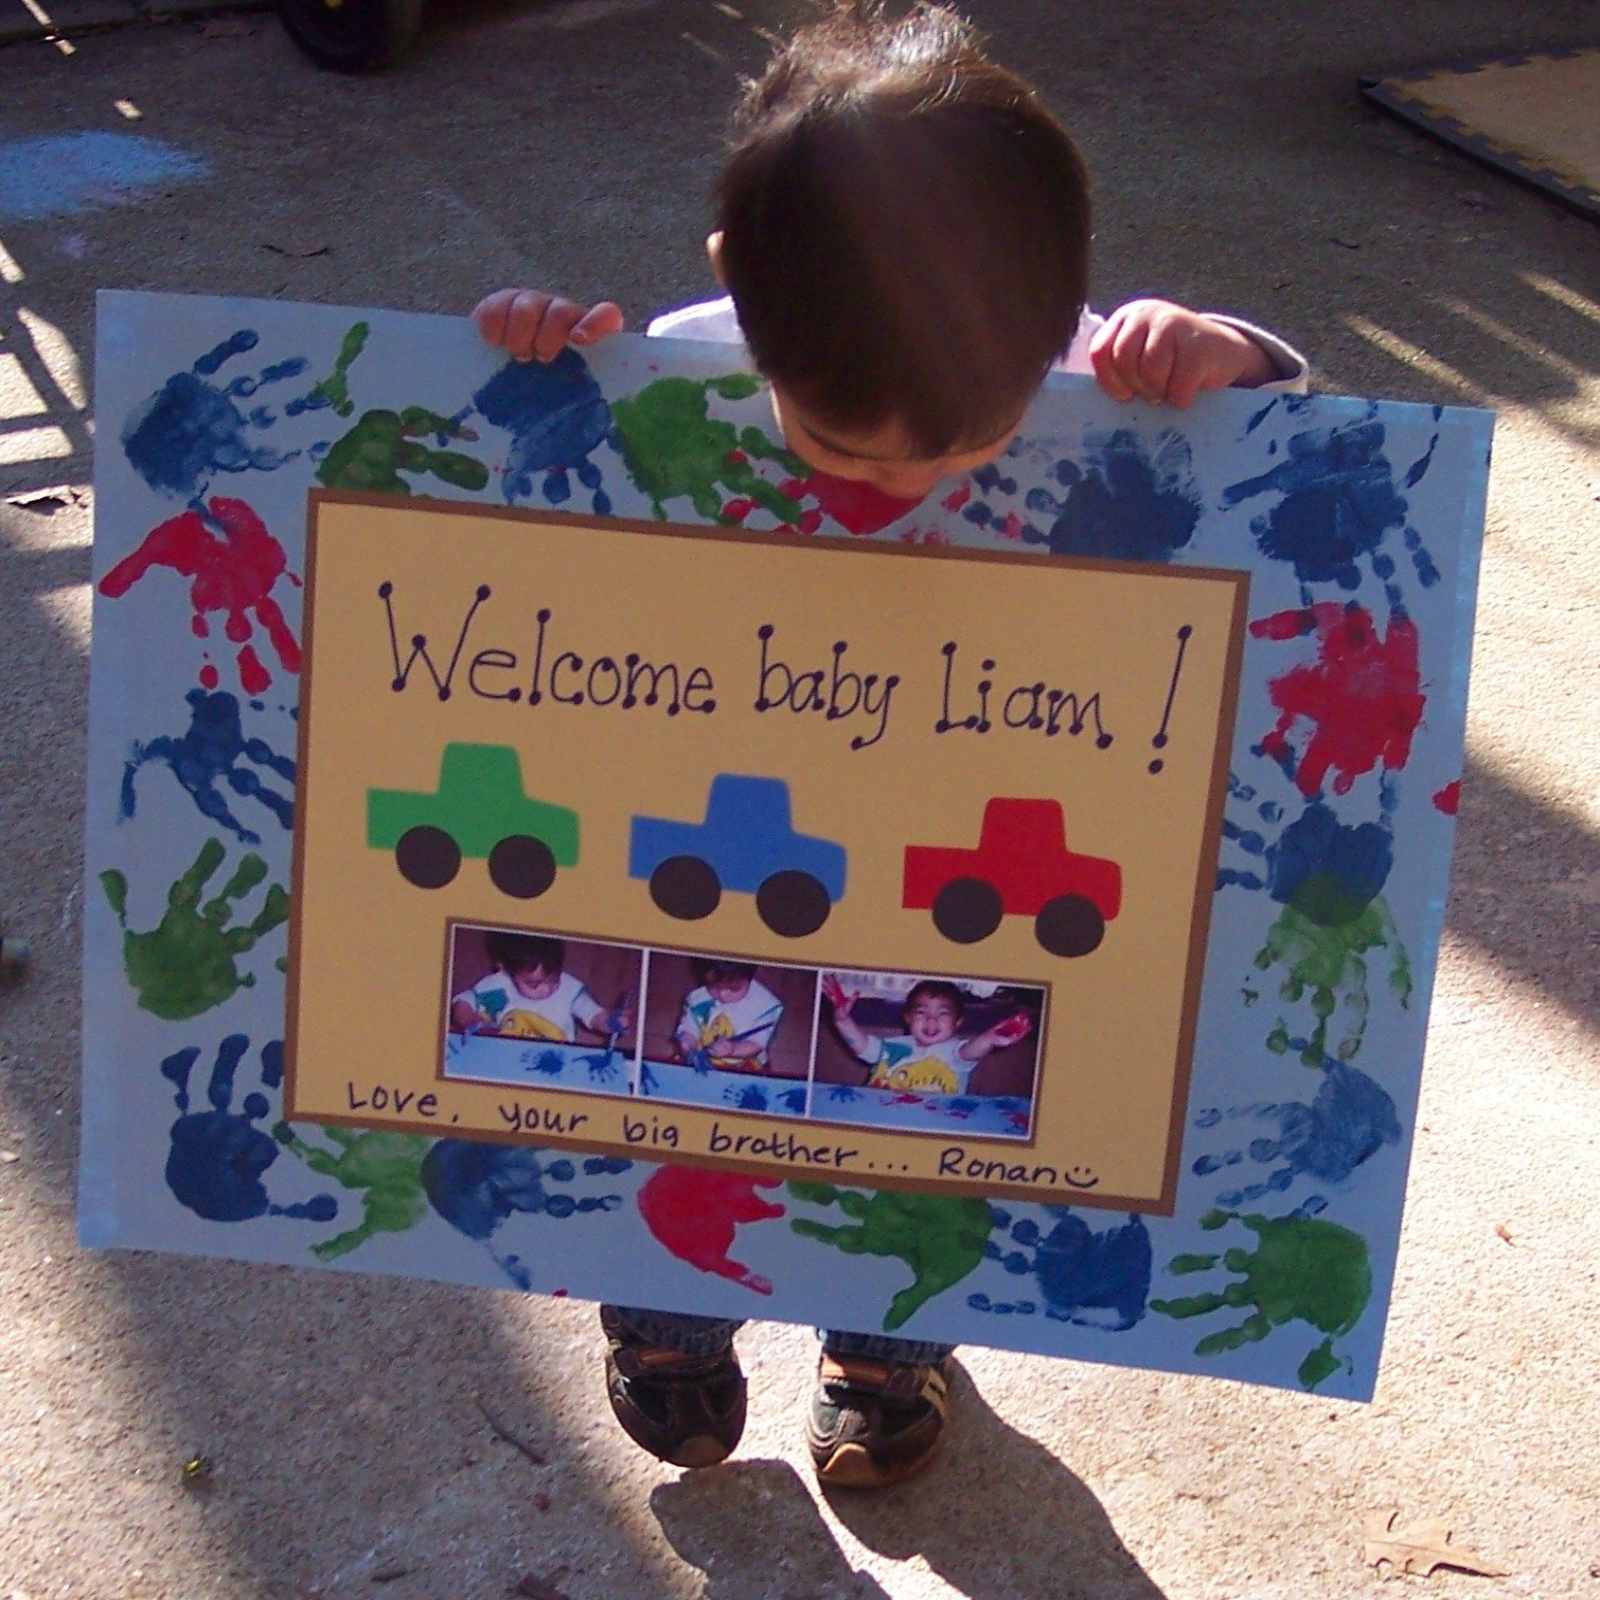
[706,231,727,287]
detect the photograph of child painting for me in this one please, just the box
[447,928,638,1050]
[641,954,817,1083]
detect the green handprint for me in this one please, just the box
[612,373,806,522]
[1151,1207,1372,1390]
[101,839,288,1020]
[307,320,370,419]
[789,1182,996,1331]
[1249,897,1413,1065]
[273,1124,430,1259]
[316,404,489,496]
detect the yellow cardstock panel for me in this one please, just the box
[286,495,1248,1212]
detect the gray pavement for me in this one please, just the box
[2,2,1597,1596]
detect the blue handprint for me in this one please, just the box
[1221,407,1440,602]
[121,329,309,505]
[961,427,1202,562]
[160,1036,336,1225]
[1192,1060,1401,1207]
[121,689,295,845]
[421,1141,629,1288]
[969,1208,1151,1330]
[471,350,614,514]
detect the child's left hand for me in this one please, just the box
[1090,300,1278,408]
[989,1009,1033,1048]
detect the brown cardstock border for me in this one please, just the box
[284,492,1250,1215]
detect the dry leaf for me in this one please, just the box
[4,486,84,513]
[370,1563,413,1584]
[0,1150,19,1163]
[1494,1223,1514,1245]
[1363,1510,1509,1578]
[514,1575,571,1600]
[1331,236,1362,250]
[264,239,331,259]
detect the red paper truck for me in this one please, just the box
[902,798,1122,957]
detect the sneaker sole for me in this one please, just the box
[813,1433,945,1490]
[670,1435,735,1469]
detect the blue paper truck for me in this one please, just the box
[629,775,847,938]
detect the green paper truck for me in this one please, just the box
[366,743,578,899]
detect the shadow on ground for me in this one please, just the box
[653,1370,1169,1600]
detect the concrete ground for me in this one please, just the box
[1,1,1597,1596]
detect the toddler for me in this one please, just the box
[475,1,1307,1489]
[827,976,1030,1096]
[673,960,785,1073]
[451,932,630,1044]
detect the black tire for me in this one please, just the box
[756,870,831,938]
[1035,894,1106,958]
[395,824,459,889]
[931,877,1003,944]
[649,855,721,921]
[279,0,422,72]
[488,835,557,900]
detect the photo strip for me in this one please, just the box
[438,923,1045,1144]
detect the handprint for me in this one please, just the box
[102,838,288,1020]
[1221,410,1439,601]
[121,689,295,844]
[612,373,806,524]
[97,496,302,696]
[969,1208,1150,1330]
[315,404,489,496]
[422,1140,627,1289]
[120,328,307,505]
[472,349,614,513]
[789,1183,996,1331]
[1151,1204,1372,1390]
[1191,1060,1401,1207]
[272,1124,431,1259]
[161,1035,335,1225]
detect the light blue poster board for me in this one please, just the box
[80,291,1491,1397]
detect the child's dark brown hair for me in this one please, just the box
[717,2,1091,457]
[486,932,565,977]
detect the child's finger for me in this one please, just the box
[571,301,625,346]
[1135,324,1178,405]
[1165,347,1208,411]
[499,290,559,360]
[472,289,518,348]
[532,297,589,362]
[1089,319,1137,401]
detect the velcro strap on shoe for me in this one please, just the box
[821,1354,946,1404]
[613,1343,724,1381]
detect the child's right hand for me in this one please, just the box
[472,288,624,363]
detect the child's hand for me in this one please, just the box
[1090,300,1277,408]
[822,974,856,1019]
[472,288,624,363]
[989,1009,1033,1048]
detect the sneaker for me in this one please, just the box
[599,1306,747,1468]
[806,1352,951,1488]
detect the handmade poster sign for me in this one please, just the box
[83,292,1492,1397]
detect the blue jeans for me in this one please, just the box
[606,1305,954,1365]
